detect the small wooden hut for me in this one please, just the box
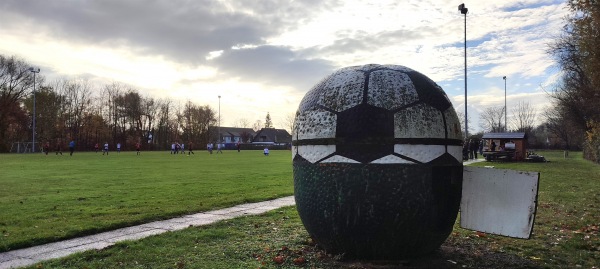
[481,132,527,161]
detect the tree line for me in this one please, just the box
[548,1,600,163]
[0,55,217,152]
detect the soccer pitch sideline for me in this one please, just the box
[0,150,294,252]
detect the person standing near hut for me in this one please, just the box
[478,140,484,155]
[470,139,478,159]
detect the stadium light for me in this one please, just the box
[458,3,468,139]
[28,67,40,153]
[218,95,221,144]
[503,76,507,132]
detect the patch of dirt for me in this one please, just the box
[323,239,540,269]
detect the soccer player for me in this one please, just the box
[103,142,109,155]
[55,141,63,155]
[188,141,194,155]
[68,140,75,156]
[43,142,50,155]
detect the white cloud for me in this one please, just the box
[0,0,568,130]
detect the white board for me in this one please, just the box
[460,166,539,239]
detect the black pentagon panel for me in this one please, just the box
[336,104,395,163]
[367,69,420,111]
[406,71,452,112]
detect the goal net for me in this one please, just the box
[10,142,41,153]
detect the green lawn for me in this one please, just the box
[466,150,600,268]
[2,150,599,268]
[0,150,294,252]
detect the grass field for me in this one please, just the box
[0,150,294,252]
[2,150,600,268]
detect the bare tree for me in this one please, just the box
[140,96,158,146]
[232,118,251,128]
[544,104,582,150]
[479,106,506,133]
[510,101,536,133]
[252,120,262,132]
[280,112,297,134]
[101,82,125,145]
[178,101,216,146]
[155,98,174,149]
[23,85,64,145]
[0,55,38,150]
[54,78,93,145]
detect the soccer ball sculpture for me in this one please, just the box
[292,64,464,259]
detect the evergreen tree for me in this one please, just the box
[264,112,273,128]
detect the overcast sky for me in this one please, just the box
[0,0,567,132]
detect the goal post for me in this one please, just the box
[9,142,41,153]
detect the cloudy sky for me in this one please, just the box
[0,0,567,133]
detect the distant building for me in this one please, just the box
[481,132,527,161]
[212,127,256,143]
[210,126,291,144]
[252,128,292,144]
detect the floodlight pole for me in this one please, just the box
[218,95,221,144]
[503,76,507,132]
[459,3,468,139]
[28,67,40,153]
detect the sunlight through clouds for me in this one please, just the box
[0,0,568,131]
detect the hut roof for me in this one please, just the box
[482,132,527,139]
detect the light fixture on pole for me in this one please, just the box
[458,3,468,139]
[28,67,40,153]
[503,76,507,132]
[218,95,221,144]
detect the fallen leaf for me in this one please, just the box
[293,256,306,265]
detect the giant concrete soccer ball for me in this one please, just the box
[292,64,464,259]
